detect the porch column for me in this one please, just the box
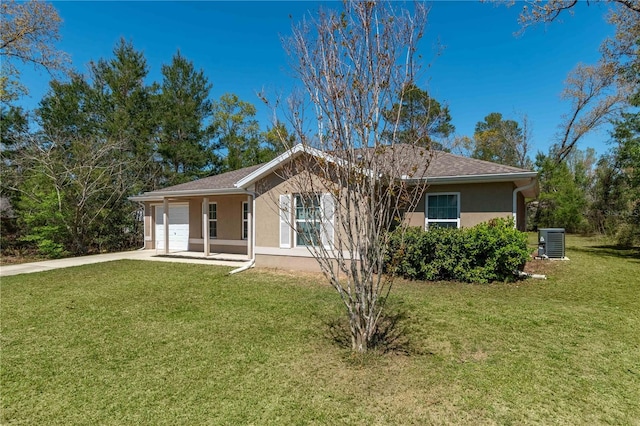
[203,197,210,257]
[163,198,169,254]
[247,194,253,259]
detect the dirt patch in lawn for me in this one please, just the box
[522,257,566,277]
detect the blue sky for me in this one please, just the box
[18,1,615,158]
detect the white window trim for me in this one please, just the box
[242,201,249,240]
[425,192,461,229]
[279,193,334,249]
[294,193,322,248]
[209,202,217,239]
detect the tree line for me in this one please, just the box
[461,106,639,243]
[1,37,286,257]
[1,0,639,261]
[489,0,640,244]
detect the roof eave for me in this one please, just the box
[128,187,248,202]
[403,171,538,185]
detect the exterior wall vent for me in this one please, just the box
[538,228,565,259]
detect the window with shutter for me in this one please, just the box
[321,193,334,248]
[279,194,291,248]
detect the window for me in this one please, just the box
[242,201,249,240]
[295,194,322,246]
[426,193,460,229]
[280,193,334,249]
[209,203,217,239]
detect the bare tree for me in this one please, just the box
[0,0,70,102]
[487,0,639,162]
[262,1,436,353]
[489,0,639,84]
[10,130,134,254]
[485,0,640,28]
[555,61,629,162]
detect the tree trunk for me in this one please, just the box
[351,325,369,353]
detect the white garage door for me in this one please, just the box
[155,204,189,251]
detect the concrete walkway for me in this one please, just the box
[0,250,250,277]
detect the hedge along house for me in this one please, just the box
[129,143,538,270]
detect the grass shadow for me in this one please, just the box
[324,303,416,357]
[570,244,640,261]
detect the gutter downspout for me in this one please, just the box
[229,190,257,275]
[512,178,537,229]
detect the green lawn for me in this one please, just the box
[2,235,639,425]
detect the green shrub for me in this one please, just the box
[615,223,640,248]
[20,231,69,259]
[386,218,529,283]
[36,239,69,259]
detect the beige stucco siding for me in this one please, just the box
[255,254,321,271]
[255,173,518,251]
[411,182,516,229]
[214,194,249,240]
[254,168,352,249]
[189,242,247,255]
[188,194,250,240]
[142,179,519,254]
[188,199,202,239]
[404,212,425,228]
[255,254,360,273]
[255,172,286,248]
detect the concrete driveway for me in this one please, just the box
[0,250,249,277]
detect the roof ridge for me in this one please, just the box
[434,151,532,173]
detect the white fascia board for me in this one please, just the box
[129,195,163,202]
[128,187,246,202]
[233,143,373,189]
[403,171,538,185]
[234,143,317,188]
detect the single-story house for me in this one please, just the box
[129,143,538,271]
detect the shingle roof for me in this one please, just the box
[150,163,264,193]
[353,144,533,179]
[135,144,535,199]
[418,150,532,177]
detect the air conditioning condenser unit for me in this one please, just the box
[538,228,566,259]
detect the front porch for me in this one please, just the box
[152,250,249,262]
[140,193,254,259]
